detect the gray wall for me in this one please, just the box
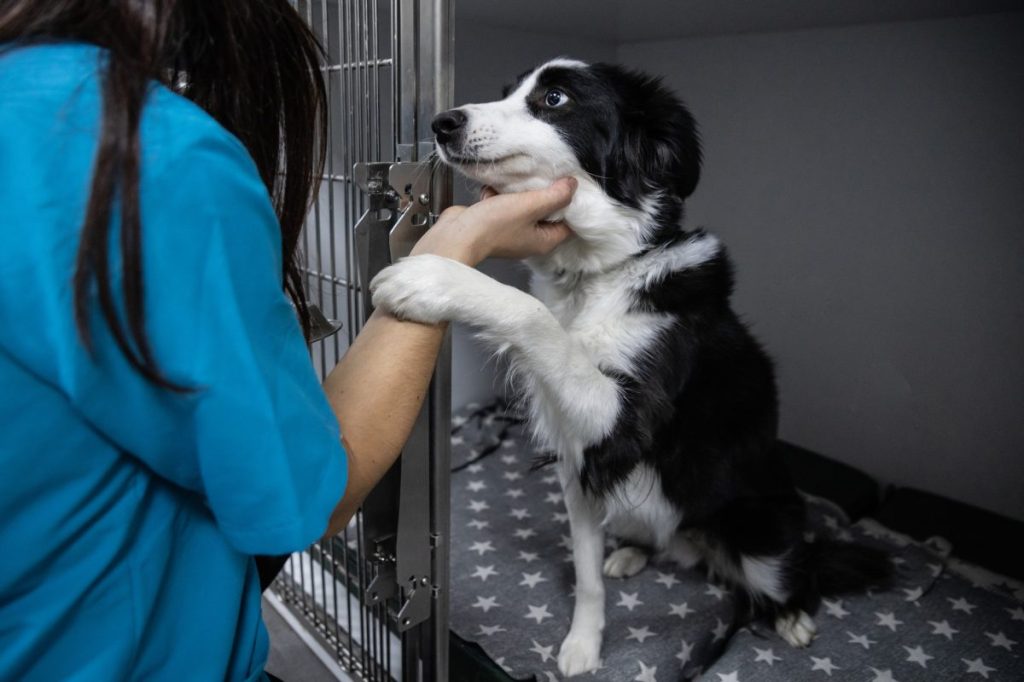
[448,13,1024,521]
[451,20,615,408]
[617,12,1024,520]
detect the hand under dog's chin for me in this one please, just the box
[489,175,572,222]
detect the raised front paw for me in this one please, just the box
[557,630,602,677]
[369,254,471,325]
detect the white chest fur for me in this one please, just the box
[529,265,670,379]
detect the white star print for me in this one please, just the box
[927,563,943,577]
[529,640,555,663]
[1007,607,1024,621]
[824,515,839,529]
[810,656,839,676]
[477,624,505,636]
[985,631,1016,651]
[524,604,553,624]
[716,672,739,682]
[545,491,563,504]
[705,583,728,600]
[635,661,658,682]
[904,645,933,668]
[617,591,643,611]
[542,474,558,485]
[928,620,958,639]
[471,565,497,581]
[505,488,525,499]
[500,454,517,464]
[559,534,573,550]
[847,631,876,649]
[712,617,730,642]
[869,668,898,682]
[903,587,923,602]
[451,435,464,446]
[472,596,499,613]
[509,508,530,519]
[627,626,656,643]
[501,438,515,448]
[669,602,694,619]
[513,528,537,540]
[466,480,486,492]
[553,512,569,523]
[520,571,547,588]
[654,571,680,589]
[875,611,903,631]
[469,540,495,556]
[518,551,539,563]
[949,597,977,614]
[468,500,489,513]
[452,415,467,427]
[753,647,780,665]
[466,463,483,473]
[502,471,522,481]
[822,598,850,619]
[963,657,996,679]
[676,639,694,665]
[467,519,489,530]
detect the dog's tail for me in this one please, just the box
[806,539,893,596]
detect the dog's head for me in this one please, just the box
[432,59,701,263]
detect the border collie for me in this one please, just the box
[370,58,890,677]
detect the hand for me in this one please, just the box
[409,178,577,266]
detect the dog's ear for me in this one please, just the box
[598,66,702,201]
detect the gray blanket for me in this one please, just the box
[449,404,1024,681]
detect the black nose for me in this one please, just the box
[431,109,467,144]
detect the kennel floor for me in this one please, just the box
[447,403,1024,681]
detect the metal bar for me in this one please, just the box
[320,57,394,72]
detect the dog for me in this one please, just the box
[370,58,890,677]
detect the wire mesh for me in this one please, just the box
[271,1,400,680]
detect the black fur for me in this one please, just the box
[523,62,890,628]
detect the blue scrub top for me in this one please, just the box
[0,44,348,680]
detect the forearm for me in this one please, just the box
[321,309,446,536]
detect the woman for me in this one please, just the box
[0,1,575,680]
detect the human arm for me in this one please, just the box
[320,178,577,536]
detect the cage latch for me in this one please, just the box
[353,161,435,314]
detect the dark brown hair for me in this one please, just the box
[0,0,326,389]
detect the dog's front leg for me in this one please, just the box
[370,255,621,445]
[557,476,606,677]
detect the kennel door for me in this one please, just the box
[269,2,452,681]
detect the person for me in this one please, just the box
[0,2,576,680]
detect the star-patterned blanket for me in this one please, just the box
[448,403,1024,681]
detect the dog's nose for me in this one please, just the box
[431,109,467,144]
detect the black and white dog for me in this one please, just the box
[371,58,889,677]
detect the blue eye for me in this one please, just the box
[545,89,568,107]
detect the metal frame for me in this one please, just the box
[272,2,453,681]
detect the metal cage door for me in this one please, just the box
[267,2,453,681]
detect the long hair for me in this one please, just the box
[0,0,326,389]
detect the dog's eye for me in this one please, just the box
[544,89,569,108]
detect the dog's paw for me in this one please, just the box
[775,610,816,647]
[557,631,602,677]
[603,546,648,578]
[369,254,470,324]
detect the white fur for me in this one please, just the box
[775,610,817,647]
[602,465,682,549]
[439,58,661,274]
[603,546,649,578]
[371,58,726,677]
[741,555,789,603]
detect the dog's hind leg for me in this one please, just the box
[557,478,606,677]
[603,546,649,578]
[664,532,702,570]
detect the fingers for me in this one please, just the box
[521,177,578,221]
